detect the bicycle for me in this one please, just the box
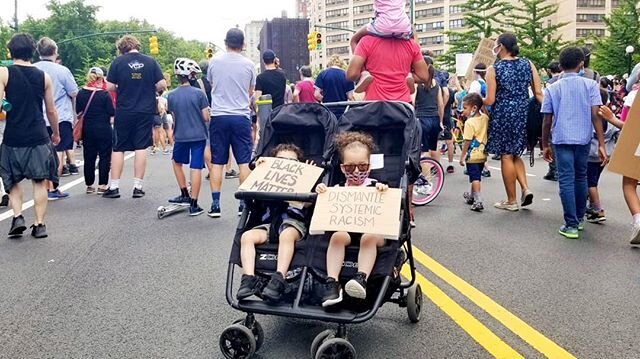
[412,156,445,206]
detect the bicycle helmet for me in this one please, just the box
[174,58,201,76]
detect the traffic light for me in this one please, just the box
[149,36,159,56]
[205,47,214,59]
[316,33,322,50]
[308,32,317,51]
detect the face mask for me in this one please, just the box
[578,67,585,77]
[491,45,501,57]
[344,170,370,186]
[470,110,476,117]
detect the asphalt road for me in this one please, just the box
[0,149,638,359]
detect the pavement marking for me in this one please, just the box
[411,246,577,359]
[401,266,524,359]
[0,152,136,223]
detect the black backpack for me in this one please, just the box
[526,97,543,166]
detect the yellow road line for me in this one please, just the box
[400,266,524,359]
[411,246,576,359]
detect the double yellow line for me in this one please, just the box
[403,246,576,358]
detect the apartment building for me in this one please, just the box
[307,0,615,69]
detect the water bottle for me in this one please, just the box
[1,99,11,112]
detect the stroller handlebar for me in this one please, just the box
[235,191,318,203]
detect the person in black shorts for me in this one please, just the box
[0,33,61,238]
[104,35,166,199]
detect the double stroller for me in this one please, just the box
[220,101,423,359]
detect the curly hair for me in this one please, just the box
[463,93,484,110]
[271,143,304,160]
[334,132,376,160]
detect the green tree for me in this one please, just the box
[509,0,568,70]
[439,0,512,70]
[592,0,640,76]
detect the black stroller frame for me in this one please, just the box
[220,102,423,359]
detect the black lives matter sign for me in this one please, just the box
[239,157,324,193]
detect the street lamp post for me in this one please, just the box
[626,45,634,75]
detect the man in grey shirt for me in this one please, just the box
[206,28,256,218]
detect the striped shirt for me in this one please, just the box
[541,72,602,145]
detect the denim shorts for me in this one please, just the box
[172,140,206,169]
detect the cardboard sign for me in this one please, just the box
[466,38,496,82]
[456,53,473,76]
[609,94,640,180]
[310,187,402,240]
[239,157,324,193]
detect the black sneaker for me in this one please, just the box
[30,223,48,238]
[102,188,120,198]
[237,274,260,300]
[225,169,239,179]
[208,204,221,218]
[471,202,484,212]
[463,192,475,205]
[61,165,71,177]
[68,164,79,175]
[262,272,287,302]
[482,169,491,178]
[322,277,343,307]
[543,173,558,181]
[446,165,455,174]
[345,272,368,299]
[169,195,191,205]
[132,188,145,198]
[586,208,606,223]
[8,215,27,238]
[189,205,204,217]
[0,194,8,207]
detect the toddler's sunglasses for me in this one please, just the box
[341,163,370,174]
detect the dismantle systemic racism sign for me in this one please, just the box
[310,187,402,240]
[239,157,324,193]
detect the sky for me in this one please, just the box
[10,0,296,46]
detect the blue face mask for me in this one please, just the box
[578,67,585,77]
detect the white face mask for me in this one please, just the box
[491,44,501,57]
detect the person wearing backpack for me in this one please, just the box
[468,63,491,178]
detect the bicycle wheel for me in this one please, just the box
[412,157,445,206]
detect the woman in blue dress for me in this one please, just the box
[484,33,544,211]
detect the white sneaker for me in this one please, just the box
[494,201,519,212]
[630,223,640,245]
[354,71,373,93]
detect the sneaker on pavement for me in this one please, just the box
[86,186,96,194]
[630,223,640,245]
[521,189,534,207]
[354,71,373,93]
[463,192,475,205]
[262,272,287,302]
[482,169,491,178]
[30,223,48,238]
[237,274,261,300]
[345,272,368,299]
[543,173,558,181]
[446,165,455,174]
[559,225,579,239]
[189,205,204,217]
[491,154,501,161]
[494,201,519,212]
[61,165,71,177]
[96,187,107,195]
[471,202,484,212]
[225,169,239,179]
[208,204,221,218]
[586,209,606,223]
[0,194,8,207]
[48,189,70,201]
[169,195,191,205]
[68,164,79,175]
[322,277,343,307]
[132,188,145,198]
[102,188,121,198]
[439,143,448,154]
[8,215,26,238]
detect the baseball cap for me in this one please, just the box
[262,50,276,63]
[89,67,104,76]
[224,28,244,49]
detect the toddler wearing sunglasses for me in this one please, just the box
[316,132,389,307]
[237,144,315,303]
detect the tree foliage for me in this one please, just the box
[592,0,640,76]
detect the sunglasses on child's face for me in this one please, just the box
[276,156,299,162]
[341,163,370,174]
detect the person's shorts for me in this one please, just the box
[439,117,453,141]
[113,112,153,152]
[153,115,163,128]
[55,121,74,151]
[587,161,605,188]
[172,140,206,169]
[209,115,252,165]
[466,162,484,183]
[0,142,59,191]
[252,218,308,243]
[164,114,173,130]
[419,116,441,152]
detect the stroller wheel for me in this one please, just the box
[310,329,335,358]
[233,318,264,351]
[315,338,356,359]
[219,324,256,359]
[407,283,423,323]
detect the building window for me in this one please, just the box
[416,0,444,4]
[449,5,463,14]
[433,49,444,56]
[415,23,426,32]
[327,33,350,44]
[353,4,374,14]
[353,18,371,27]
[577,0,605,7]
[449,19,465,28]
[576,28,606,37]
[449,34,461,41]
[577,14,605,22]
[327,21,349,30]
[415,7,444,18]
[419,35,443,45]
[326,0,348,5]
[327,8,349,18]
[327,46,349,56]
[611,0,621,6]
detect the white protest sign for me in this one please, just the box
[370,154,384,170]
[239,157,323,193]
[456,53,473,76]
[310,187,402,239]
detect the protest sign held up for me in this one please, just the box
[609,95,640,180]
[239,157,324,193]
[465,38,496,82]
[310,187,402,239]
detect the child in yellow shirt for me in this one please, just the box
[459,93,489,212]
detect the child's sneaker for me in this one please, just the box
[354,71,373,93]
[345,272,367,300]
[102,188,120,198]
[61,165,71,177]
[132,188,146,198]
[586,208,606,223]
[321,277,343,307]
[262,272,287,302]
[482,169,491,177]
[169,195,191,205]
[446,165,455,174]
[471,202,484,212]
[0,194,9,207]
[48,189,70,201]
[237,274,260,300]
[463,192,474,205]
[559,225,579,239]
[189,205,204,217]
[8,215,26,238]
[68,164,79,175]
[208,204,221,218]
[630,223,640,245]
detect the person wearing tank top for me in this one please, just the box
[0,33,61,239]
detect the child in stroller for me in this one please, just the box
[237,143,315,302]
[316,132,390,307]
